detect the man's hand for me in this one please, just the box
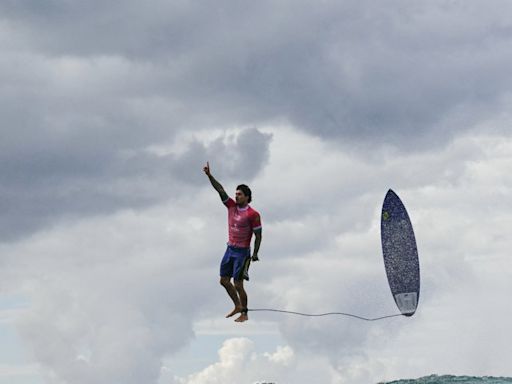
[251,253,259,262]
[203,161,211,177]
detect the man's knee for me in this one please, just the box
[234,280,244,290]
[220,277,231,287]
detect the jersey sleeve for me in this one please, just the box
[250,211,262,231]
[223,197,236,208]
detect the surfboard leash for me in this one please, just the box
[247,308,404,321]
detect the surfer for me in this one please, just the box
[203,161,262,323]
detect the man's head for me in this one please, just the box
[235,184,252,206]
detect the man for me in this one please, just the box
[203,161,262,323]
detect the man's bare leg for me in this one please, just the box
[234,280,248,322]
[220,277,243,317]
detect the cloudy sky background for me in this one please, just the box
[1,1,512,383]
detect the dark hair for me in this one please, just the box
[236,184,252,203]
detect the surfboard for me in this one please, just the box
[381,189,420,316]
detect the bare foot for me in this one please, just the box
[234,313,248,322]
[226,306,243,318]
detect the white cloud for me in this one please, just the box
[0,363,42,381]
[1,199,223,384]
[2,123,512,383]
[242,126,512,382]
[173,337,332,384]
[264,345,294,366]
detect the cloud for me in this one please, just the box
[4,1,512,154]
[173,337,334,384]
[0,363,41,382]
[234,127,512,382]
[2,124,512,383]
[2,199,226,384]
[2,0,512,242]
[0,126,271,241]
[2,2,512,383]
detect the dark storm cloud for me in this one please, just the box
[0,128,271,241]
[2,0,511,239]
[5,0,511,142]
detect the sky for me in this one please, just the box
[1,1,512,383]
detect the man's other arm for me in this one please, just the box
[252,228,262,261]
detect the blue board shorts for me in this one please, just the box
[220,245,251,281]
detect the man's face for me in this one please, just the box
[235,189,248,205]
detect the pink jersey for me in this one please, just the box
[223,197,262,248]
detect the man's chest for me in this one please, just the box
[229,209,251,228]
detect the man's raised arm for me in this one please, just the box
[203,161,229,202]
